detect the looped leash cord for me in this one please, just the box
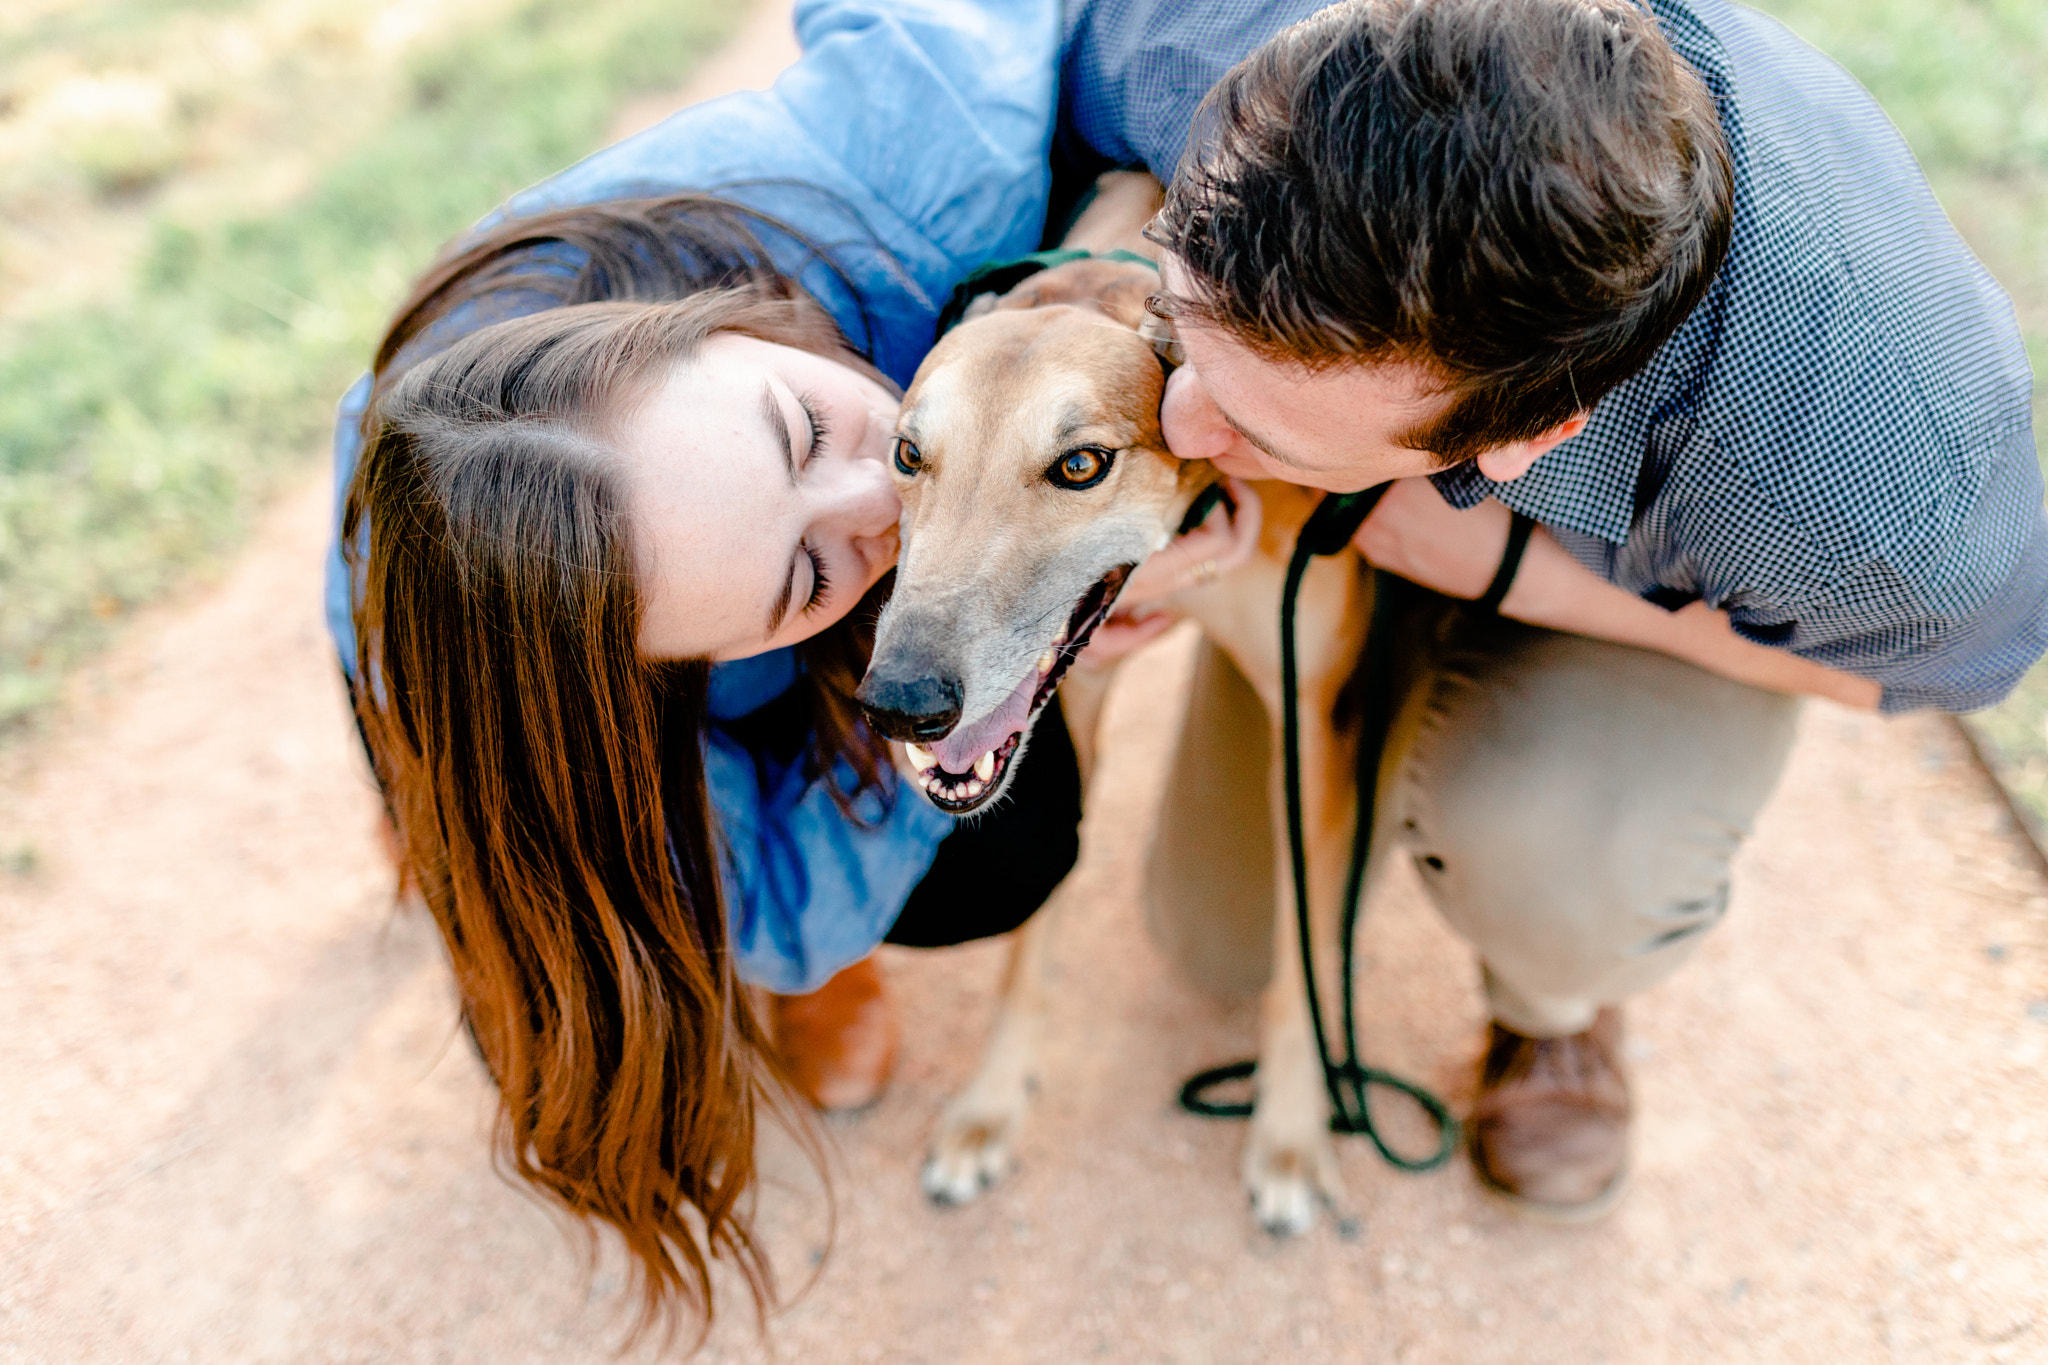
[1178,485,1460,1174]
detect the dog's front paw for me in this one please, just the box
[921,1099,1022,1206]
[1241,1127,1343,1237]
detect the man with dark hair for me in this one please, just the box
[1059,0,2045,1220]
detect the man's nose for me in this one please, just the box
[1161,364,1250,466]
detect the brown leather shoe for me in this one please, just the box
[1469,1007,1630,1221]
[769,954,900,1112]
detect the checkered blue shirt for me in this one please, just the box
[1060,0,2047,713]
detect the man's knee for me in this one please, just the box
[1392,615,1799,1019]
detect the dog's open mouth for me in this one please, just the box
[901,565,1132,814]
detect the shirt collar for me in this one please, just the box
[1426,0,1734,546]
[707,647,800,722]
[1426,404,1648,545]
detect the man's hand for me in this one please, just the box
[1123,476,1264,604]
[1080,477,1264,666]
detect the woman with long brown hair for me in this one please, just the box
[323,0,1095,1335]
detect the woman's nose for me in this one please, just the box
[822,452,901,539]
[1161,364,1251,466]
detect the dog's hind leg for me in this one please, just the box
[922,663,1117,1205]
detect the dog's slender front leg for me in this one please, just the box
[1051,658,1116,789]
[922,664,1118,1205]
[921,882,1066,1204]
[1230,554,1368,1236]
[1241,709,1357,1234]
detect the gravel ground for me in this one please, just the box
[3,9,2046,1361]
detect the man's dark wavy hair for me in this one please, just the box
[1150,0,1734,464]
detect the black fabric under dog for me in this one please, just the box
[885,692,1083,948]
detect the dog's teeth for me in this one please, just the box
[1037,649,1057,676]
[1052,628,1069,647]
[973,751,996,782]
[904,742,937,771]
[964,778,984,798]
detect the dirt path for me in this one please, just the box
[3,8,2046,1363]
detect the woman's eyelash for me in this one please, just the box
[802,541,832,614]
[797,392,830,457]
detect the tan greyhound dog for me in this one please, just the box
[855,173,1373,1234]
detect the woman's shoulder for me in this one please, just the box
[494,1,1063,380]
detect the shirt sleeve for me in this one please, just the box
[707,730,954,995]
[492,0,1061,384]
[1057,0,1327,180]
[1764,426,2048,716]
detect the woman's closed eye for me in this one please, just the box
[798,391,830,460]
[795,396,832,614]
[801,540,832,615]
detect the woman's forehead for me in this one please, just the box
[616,340,796,658]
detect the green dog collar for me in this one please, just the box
[934,247,1159,338]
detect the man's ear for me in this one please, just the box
[1474,412,1589,483]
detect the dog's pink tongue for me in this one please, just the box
[931,668,1038,772]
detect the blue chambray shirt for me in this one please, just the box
[328,0,1060,993]
[1061,0,2047,713]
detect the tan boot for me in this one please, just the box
[769,955,900,1112]
[1469,1007,1630,1221]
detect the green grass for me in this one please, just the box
[1741,0,2048,832]
[4,0,2047,789]
[1746,0,2048,458]
[0,0,737,732]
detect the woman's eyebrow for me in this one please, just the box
[760,383,796,487]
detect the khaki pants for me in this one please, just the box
[1145,588,1800,1038]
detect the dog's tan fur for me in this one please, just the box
[877,173,1370,1233]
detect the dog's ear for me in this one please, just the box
[1090,270,1159,332]
[992,259,1157,330]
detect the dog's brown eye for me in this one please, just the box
[1049,446,1114,490]
[893,437,925,476]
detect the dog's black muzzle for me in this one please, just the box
[855,669,963,743]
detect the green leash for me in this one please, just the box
[1178,487,1461,1175]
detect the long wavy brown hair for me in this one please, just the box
[344,195,894,1342]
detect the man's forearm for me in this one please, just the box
[1502,525,1882,709]
[1354,478,1883,707]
